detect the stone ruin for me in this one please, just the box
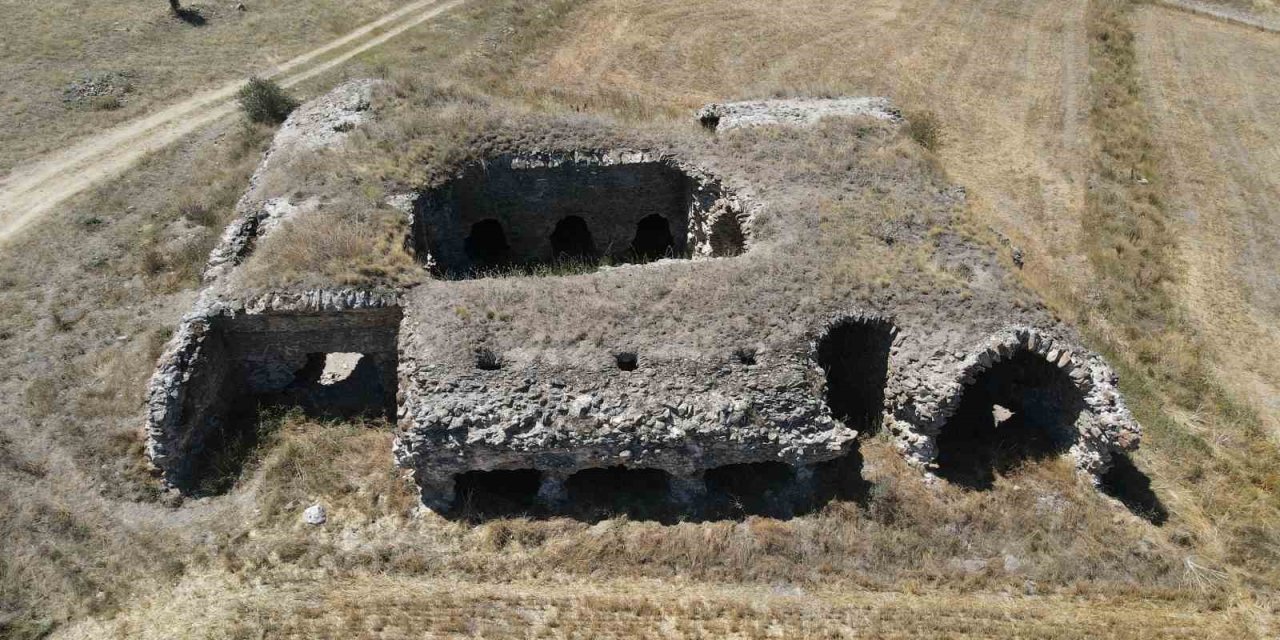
[411,151,747,276]
[144,84,1143,518]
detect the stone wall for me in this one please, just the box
[884,326,1141,479]
[392,345,853,511]
[144,83,1146,513]
[145,290,401,491]
[696,97,902,131]
[412,151,749,275]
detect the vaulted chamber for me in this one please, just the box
[411,153,748,277]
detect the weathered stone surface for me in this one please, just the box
[303,503,327,525]
[411,150,754,274]
[144,82,1144,512]
[696,97,901,131]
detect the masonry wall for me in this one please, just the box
[413,153,745,274]
[146,293,402,492]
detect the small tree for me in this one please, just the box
[169,0,180,13]
[236,77,299,125]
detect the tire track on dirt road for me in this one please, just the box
[0,0,464,246]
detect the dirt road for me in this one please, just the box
[0,0,463,245]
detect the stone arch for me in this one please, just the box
[464,219,511,270]
[815,313,896,435]
[927,329,1127,489]
[631,214,674,261]
[935,349,1084,488]
[549,215,596,261]
[411,152,753,278]
[707,208,746,257]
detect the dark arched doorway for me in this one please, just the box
[935,350,1086,489]
[464,219,511,270]
[816,317,894,435]
[631,214,674,261]
[550,215,596,261]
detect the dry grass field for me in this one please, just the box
[1136,5,1280,434]
[2,0,1280,637]
[0,0,405,174]
[56,574,1257,639]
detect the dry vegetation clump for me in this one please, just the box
[236,77,299,125]
[236,202,420,291]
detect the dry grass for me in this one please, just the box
[0,0,405,174]
[3,0,1280,637]
[52,415,1242,637]
[237,202,420,291]
[1135,4,1280,436]
[56,574,1260,639]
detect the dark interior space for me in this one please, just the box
[550,215,597,261]
[454,469,544,519]
[631,214,674,261]
[186,401,279,497]
[817,318,894,435]
[614,351,639,371]
[812,446,872,507]
[464,218,511,271]
[413,157,752,278]
[704,461,797,518]
[172,308,403,496]
[433,453,870,524]
[935,350,1085,490]
[565,466,672,521]
[708,210,746,256]
[275,352,396,420]
[1100,452,1168,525]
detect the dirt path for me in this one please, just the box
[0,0,463,246]
[1155,0,1280,33]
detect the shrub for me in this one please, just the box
[89,95,122,111]
[475,347,504,370]
[237,77,299,125]
[905,110,943,151]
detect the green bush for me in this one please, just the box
[236,77,299,125]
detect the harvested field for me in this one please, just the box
[3,0,1280,637]
[1136,5,1280,435]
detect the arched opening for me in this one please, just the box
[278,352,395,420]
[549,215,596,261]
[412,155,749,278]
[454,469,543,518]
[935,350,1086,489]
[464,219,511,270]
[816,318,894,435]
[708,211,745,257]
[705,461,796,517]
[631,214,674,262]
[566,466,671,521]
